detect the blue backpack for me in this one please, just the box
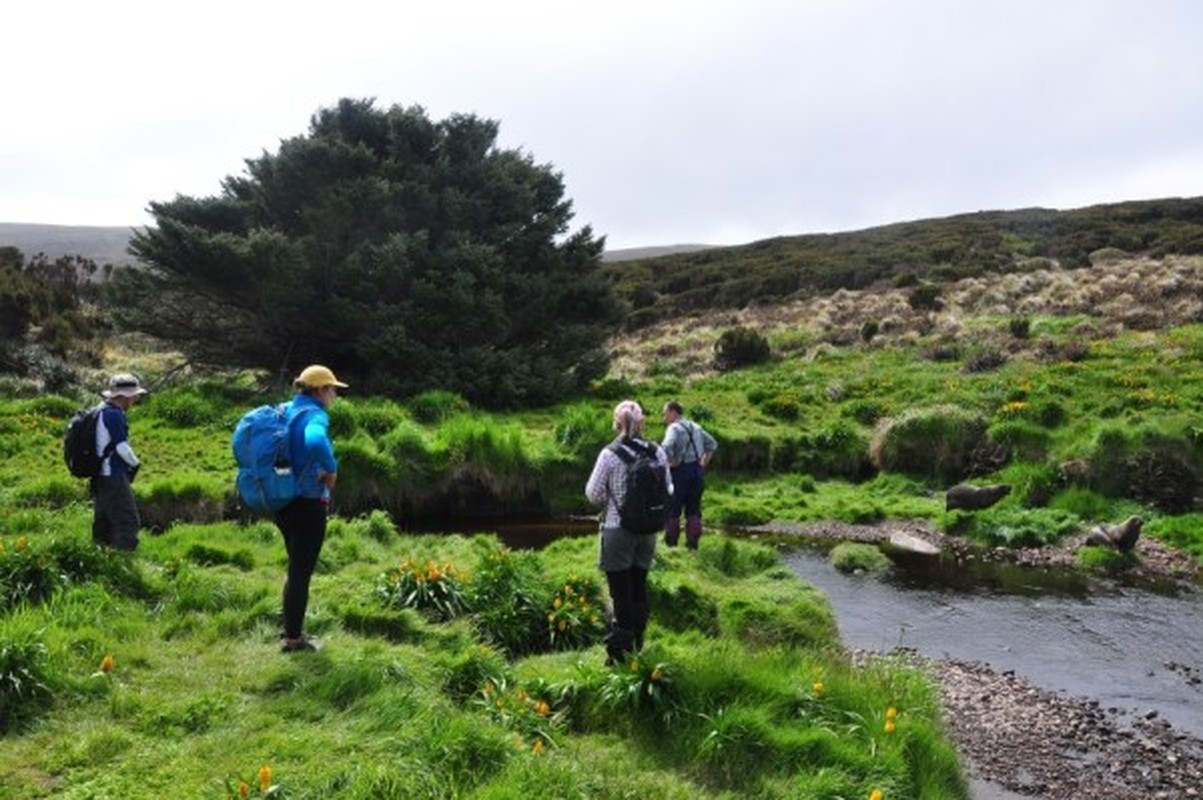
[232,404,311,514]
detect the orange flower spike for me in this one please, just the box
[100,654,116,673]
[16,536,27,552]
[237,782,250,799]
[258,765,272,793]
[532,739,545,755]
[650,667,663,682]
[535,700,550,716]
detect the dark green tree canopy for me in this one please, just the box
[114,98,621,406]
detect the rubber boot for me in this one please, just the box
[685,515,703,550]
[604,625,636,665]
[664,516,681,547]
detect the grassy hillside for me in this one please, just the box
[0,223,140,268]
[607,197,1203,327]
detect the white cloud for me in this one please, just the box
[2,0,1202,247]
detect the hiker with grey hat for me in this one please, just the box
[92,373,148,551]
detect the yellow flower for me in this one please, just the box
[557,620,566,632]
[547,613,554,622]
[870,789,884,800]
[553,597,562,609]
[100,654,116,673]
[532,739,545,755]
[16,536,27,552]
[563,585,573,596]
[886,707,897,720]
[812,681,824,697]
[535,700,550,716]
[237,782,250,799]
[630,660,640,672]
[650,668,663,682]
[258,765,272,793]
[884,720,896,734]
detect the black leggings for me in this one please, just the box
[275,498,327,639]
[605,566,650,659]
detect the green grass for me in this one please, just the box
[0,513,966,798]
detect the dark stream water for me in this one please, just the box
[781,545,1203,737]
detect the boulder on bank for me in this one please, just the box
[945,483,1011,511]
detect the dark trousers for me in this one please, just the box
[91,474,140,551]
[275,498,327,639]
[604,566,649,662]
[666,462,705,547]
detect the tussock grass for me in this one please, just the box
[0,517,966,798]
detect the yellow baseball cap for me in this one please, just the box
[295,365,349,389]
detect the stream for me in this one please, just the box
[780,545,1203,738]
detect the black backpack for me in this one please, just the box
[64,405,114,478]
[608,439,670,534]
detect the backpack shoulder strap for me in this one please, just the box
[608,440,637,464]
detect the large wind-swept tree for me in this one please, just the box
[112,98,622,406]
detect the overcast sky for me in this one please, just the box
[3,0,1202,251]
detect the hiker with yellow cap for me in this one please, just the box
[276,364,348,653]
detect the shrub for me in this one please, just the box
[409,389,470,425]
[840,399,886,426]
[714,326,771,370]
[377,557,468,621]
[962,346,1008,373]
[0,539,61,608]
[908,284,942,311]
[760,393,801,420]
[1008,316,1032,339]
[1032,399,1067,427]
[0,615,54,733]
[870,405,988,483]
[546,574,607,651]
[1125,447,1198,513]
[466,546,549,656]
[442,644,511,705]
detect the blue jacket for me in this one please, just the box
[284,394,337,499]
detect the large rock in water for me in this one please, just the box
[945,483,1011,511]
[1084,515,1143,552]
[888,531,941,555]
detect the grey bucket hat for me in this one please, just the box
[101,373,149,399]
